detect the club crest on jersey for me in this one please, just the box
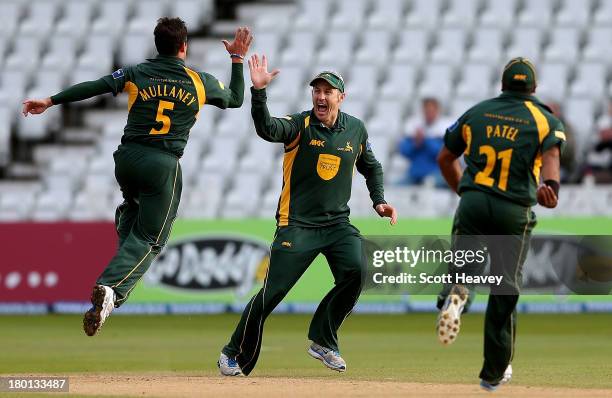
[338,141,354,153]
[317,154,341,180]
[111,69,124,79]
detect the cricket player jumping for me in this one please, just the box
[436,57,565,391]
[218,55,398,376]
[22,18,253,336]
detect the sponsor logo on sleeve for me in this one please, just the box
[111,69,124,79]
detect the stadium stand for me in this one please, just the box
[0,0,611,221]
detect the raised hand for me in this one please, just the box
[22,98,53,117]
[222,26,253,59]
[375,203,398,225]
[248,54,280,90]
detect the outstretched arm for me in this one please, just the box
[205,26,253,109]
[23,78,112,116]
[248,54,301,144]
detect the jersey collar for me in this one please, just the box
[149,54,186,66]
[308,110,347,132]
[499,91,552,113]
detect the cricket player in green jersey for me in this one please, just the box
[218,55,398,376]
[435,57,565,391]
[22,18,253,336]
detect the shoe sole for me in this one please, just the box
[217,360,244,377]
[307,348,346,373]
[480,380,499,392]
[83,286,110,337]
[437,285,469,345]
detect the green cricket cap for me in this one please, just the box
[502,57,537,91]
[309,70,345,93]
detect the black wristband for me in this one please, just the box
[544,179,560,196]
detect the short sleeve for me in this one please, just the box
[443,115,467,156]
[542,119,567,154]
[101,67,135,96]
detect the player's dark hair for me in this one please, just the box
[501,82,534,94]
[154,17,187,56]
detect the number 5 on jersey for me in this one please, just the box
[150,100,174,135]
[474,145,513,191]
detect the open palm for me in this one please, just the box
[248,54,280,89]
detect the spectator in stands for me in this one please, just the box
[547,101,577,182]
[587,99,612,183]
[398,98,451,187]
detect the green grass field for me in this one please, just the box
[2,313,611,390]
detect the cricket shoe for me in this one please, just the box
[480,379,500,392]
[83,285,116,336]
[501,364,512,384]
[218,353,244,376]
[436,284,469,345]
[307,342,346,372]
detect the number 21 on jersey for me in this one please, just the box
[150,100,174,135]
[474,145,513,191]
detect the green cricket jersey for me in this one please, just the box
[444,91,566,206]
[102,55,244,157]
[251,87,385,227]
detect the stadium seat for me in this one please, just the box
[31,190,73,221]
[393,29,429,65]
[0,191,36,221]
[19,0,58,39]
[0,106,10,167]
[468,28,504,65]
[430,28,467,65]
[442,0,480,27]
[171,0,214,30]
[354,30,392,66]
[419,64,455,100]
[91,0,130,40]
[341,98,368,121]
[536,63,570,101]
[118,19,156,67]
[55,0,94,38]
[555,0,593,26]
[405,0,441,29]
[201,136,242,175]
[345,65,379,100]
[368,100,404,136]
[506,28,543,64]
[480,0,518,28]
[518,0,554,27]
[133,0,169,21]
[594,0,612,25]
[455,64,493,100]
[330,0,368,31]
[317,31,356,71]
[582,27,612,63]
[281,31,319,66]
[564,98,595,143]
[544,27,580,63]
[267,66,305,101]
[294,0,332,32]
[379,63,417,104]
[0,0,23,38]
[570,63,606,101]
[367,0,405,29]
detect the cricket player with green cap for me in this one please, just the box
[22,18,253,336]
[218,55,397,376]
[436,57,565,391]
